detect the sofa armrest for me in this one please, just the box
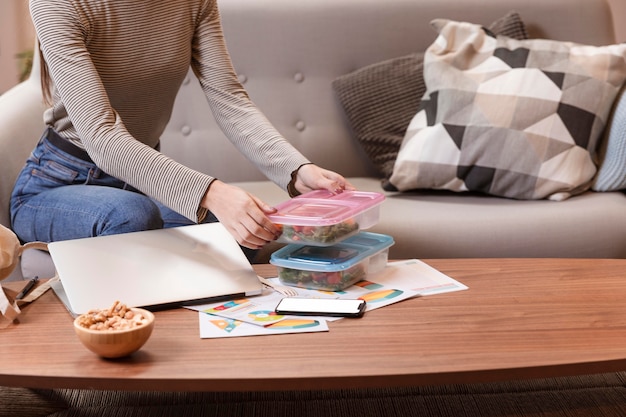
[0,78,46,228]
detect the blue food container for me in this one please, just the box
[270,232,394,291]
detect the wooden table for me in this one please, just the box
[2,258,626,392]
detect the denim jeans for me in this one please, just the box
[10,130,258,261]
[10,130,259,261]
[10,129,206,243]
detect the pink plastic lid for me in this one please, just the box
[268,190,385,226]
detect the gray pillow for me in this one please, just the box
[332,11,529,179]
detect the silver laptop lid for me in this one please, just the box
[48,223,262,315]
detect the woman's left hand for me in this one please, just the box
[293,164,356,195]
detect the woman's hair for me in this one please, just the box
[38,42,53,106]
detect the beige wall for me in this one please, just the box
[0,0,624,94]
[0,0,35,94]
[608,0,626,42]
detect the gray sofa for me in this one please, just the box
[163,0,626,261]
[2,0,626,282]
[4,1,626,416]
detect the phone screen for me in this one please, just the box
[275,297,366,318]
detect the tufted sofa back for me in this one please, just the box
[160,0,617,183]
[0,0,617,229]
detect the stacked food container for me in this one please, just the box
[268,190,393,291]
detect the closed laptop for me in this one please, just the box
[48,223,262,315]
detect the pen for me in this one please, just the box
[16,276,39,300]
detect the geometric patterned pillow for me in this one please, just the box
[331,11,529,180]
[388,19,626,200]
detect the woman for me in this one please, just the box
[10,0,354,258]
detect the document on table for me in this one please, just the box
[189,258,467,338]
[197,311,330,338]
[370,259,468,296]
[190,288,287,327]
[186,287,336,338]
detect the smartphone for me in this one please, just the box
[275,297,366,318]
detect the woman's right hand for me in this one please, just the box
[200,180,280,249]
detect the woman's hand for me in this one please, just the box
[201,180,280,249]
[293,164,356,195]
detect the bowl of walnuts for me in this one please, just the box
[73,301,155,358]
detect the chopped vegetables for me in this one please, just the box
[278,263,367,291]
[277,218,359,245]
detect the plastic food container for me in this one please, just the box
[270,232,394,291]
[268,190,385,246]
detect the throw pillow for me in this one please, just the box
[332,11,529,179]
[388,19,626,201]
[592,84,626,191]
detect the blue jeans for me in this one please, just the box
[10,129,258,261]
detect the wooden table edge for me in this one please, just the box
[4,359,626,392]
[3,259,626,392]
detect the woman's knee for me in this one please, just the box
[11,185,164,242]
[98,193,163,235]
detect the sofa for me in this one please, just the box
[4,1,626,416]
[2,0,626,283]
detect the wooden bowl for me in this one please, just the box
[73,307,155,358]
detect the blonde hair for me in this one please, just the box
[38,42,53,106]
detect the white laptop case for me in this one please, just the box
[48,223,263,315]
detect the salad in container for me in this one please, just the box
[270,231,394,291]
[269,190,385,246]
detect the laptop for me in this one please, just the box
[48,223,263,316]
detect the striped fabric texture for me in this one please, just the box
[593,85,626,191]
[30,0,308,222]
[389,19,626,200]
[332,11,528,180]
[6,371,626,417]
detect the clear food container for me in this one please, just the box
[270,232,394,291]
[268,190,385,246]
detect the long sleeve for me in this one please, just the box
[30,0,309,222]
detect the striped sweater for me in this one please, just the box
[29,0,310,222]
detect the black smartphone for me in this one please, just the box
[275,297,366,318]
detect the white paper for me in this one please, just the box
[198,312,329,338]
[185,286,339,327]
[370,259,468,295]
[190,259,467,338]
